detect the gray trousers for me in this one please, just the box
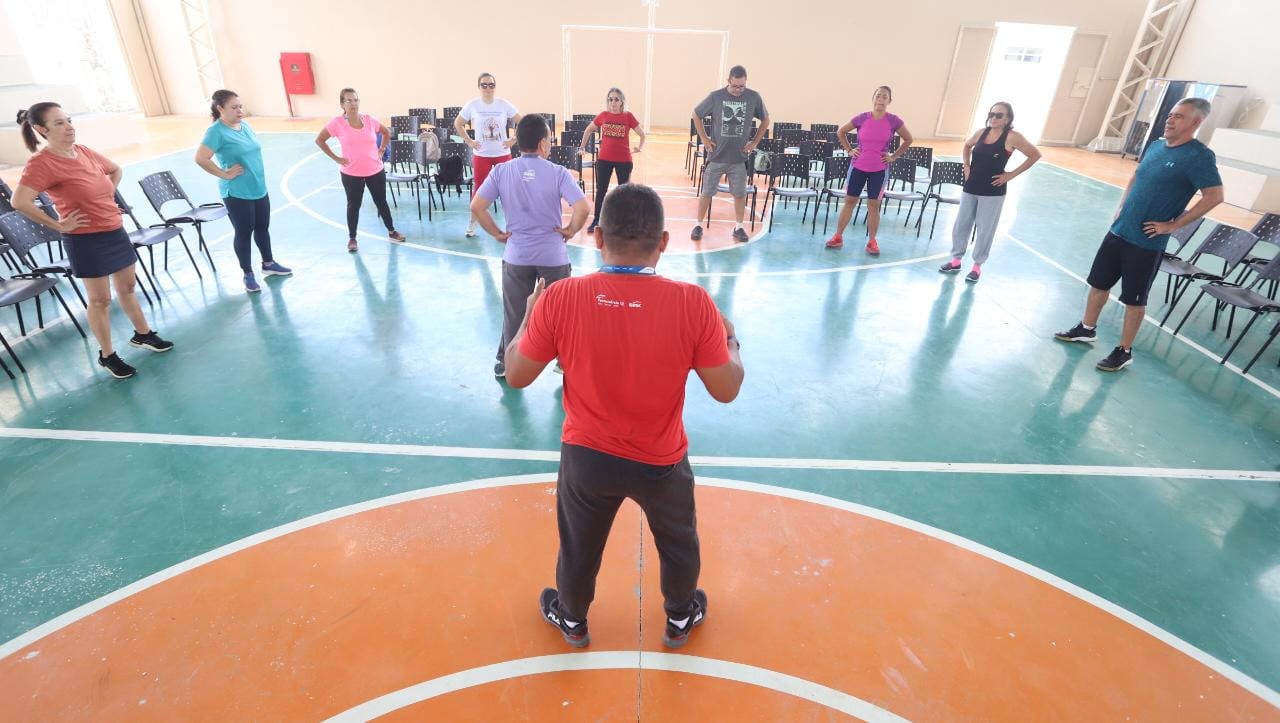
[497,261,571,362]
[950,192,1006,265]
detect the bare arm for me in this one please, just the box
[1115,172,1138,221]
[886,124,913,164]
[505,278,551,388]
[314,127,349,166]
[693,313,744,403]
[1144,186,1224,237]
[632,124,646,153]
[373,119,390,158]
[744,116,769,153]
[195,144,242,181]
[579,122,599,153]
[991,131,1042,186]
[692,111,713,151]
[837,121,856,154]
[469,194,510,242]
[455,114,477,149]
[11,184,84,233]
[961,129,981,179]
[556,197,589,239]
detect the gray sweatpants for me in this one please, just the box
[497,261,571,362]
[950,192,1006,265]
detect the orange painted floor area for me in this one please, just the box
[1,481,1272,721]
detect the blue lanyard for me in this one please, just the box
[599,265,656,275]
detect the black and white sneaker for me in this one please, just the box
[539,588,589,648]
[494,361,506,378]
[98,351,137,379]
[1054,323,1097,343]
[129,331,174,352]
[690,225,704,241]
[663,589,708,649]
[1096,346,1133,372]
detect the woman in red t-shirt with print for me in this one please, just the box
[579,87,646,234]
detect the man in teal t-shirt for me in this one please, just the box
[1055,98,1224,372]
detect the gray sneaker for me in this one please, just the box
[690,225,704,241]
[1096,346,1133,372]
[732,227,750,243]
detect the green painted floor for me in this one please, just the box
[1,134,1278,693]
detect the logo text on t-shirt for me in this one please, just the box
[596,293,643,309]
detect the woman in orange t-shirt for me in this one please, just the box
[11,102,173,380]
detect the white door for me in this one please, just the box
[935,26,995,139]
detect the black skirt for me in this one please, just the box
[62,227,135,279]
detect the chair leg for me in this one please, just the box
[0,344,13,379]
[194,224,217,272]
[1160,277,1196,326]
[65,275,87,307]
[176,231,203,279]
[137,249,162,300]
[49,288,86,338]
[1172,289,1207,335]
[1219,311,1263,366]
[929,204,940,239]
[0,324,26,373]
[1240,317,1280,374]
[15,301,26,335]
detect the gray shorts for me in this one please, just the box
[700,160,749,198]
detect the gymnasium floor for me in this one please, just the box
[0,126,1278,721]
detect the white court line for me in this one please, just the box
[0,426,1276,480]
[1007,232,1280,401]
[1,473,1275,711]
[323,652,908,722]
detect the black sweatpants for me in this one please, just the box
[555,443,701,622]
[340,170,396,239]
[591,160,633,224]
[223,194,273,273]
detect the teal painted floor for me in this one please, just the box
[1,133,1278,695]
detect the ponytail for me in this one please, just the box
[17,102,60,153]
[210,89,237,122]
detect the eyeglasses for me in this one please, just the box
[480,82,496,89]
[607,97,622,102]
[342,98,359,103]
[987,112,1006,119]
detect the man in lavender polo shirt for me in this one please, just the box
[471,114,589,378]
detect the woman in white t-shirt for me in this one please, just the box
[315,87,405,253]
[453,72,521,237]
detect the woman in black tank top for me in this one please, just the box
[940,102,1042,282]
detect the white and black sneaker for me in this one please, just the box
[98,351,137,379]
[663,589,708,649]
[494,361,506,378]
[1096,346,1133,372]
[1054,323,1097,343]
[129,330,174,352]
[539,588,589,648]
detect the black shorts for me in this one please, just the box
[845,168,886,199]
[62,227,136,279]
[1086,232,1164,306]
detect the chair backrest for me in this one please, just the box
[822,154,852,185]
[810,123,837,134]
[408,108,436,125]
[780,128,810,146]
[758,138,785,155]
[1250,251,1280,285]
[903,145,933,170]
[1191,224,1258,274]
[563,119,587,135]
[887,157,919,186]
[770,153,812,186]
[806,139,833,159]
[442,106,461,121]
[113,190,147,231]
[560,129,584,148]
[1166,217,1205,256]
[548,145,581,173]
[390,115,419,138]
[1250,212,1280,245]
[389,139,421,168]
[572,113,594,122]
[771,121,801,139]
[440,141,470,161]
[138,171,191,215]
[0,178,12,202]
[0,210,59,260]
[929,161,966,189]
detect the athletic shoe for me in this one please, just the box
[465,221,478,238]
[261,261,292,277]
[965,265,981,283]
[825,234,844,249]
[1054,323,1097,343]
[494,361,506,378]
[865,238,880,256]
[129,331,174,353]
[388,231,406,243]
[939,259,961,273]
[1096,346,1133,372]
[732,227,750,243]
[690,225,704,241]
[243,272,261,293]
[347,239,358,253]
[98,351,136,379]
[663,589,708,649]
[539,588,589,648]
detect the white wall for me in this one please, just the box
[1165,0,1280,128]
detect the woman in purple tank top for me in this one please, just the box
[825,86,913,256]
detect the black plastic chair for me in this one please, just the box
[390,115,420,140]
[434,143,473,204]
[137,171,223,272]
[882,157,928,233]
[763,153,817,232]
[902,146,934,186]
[1158,224,1259,326]
[770,121,801,140]
[0,214,87,378]
[1172,252,1280,373]
[818,155,855,234]
[114,190,184,302]
[918,161,966,238]
[0,210,87,307]
[1159,218,1207,303]
[408,108,437,127]
[780,128,811,147]
[810,123,838,135]
[572,113,595,122]
[385,140,430,220]
[1236,213,1280,293]
[548,146,586,192]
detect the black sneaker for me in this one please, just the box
[494,361,506,378]
[663,589,708,649]
[732,227,750,243]
[1054,323,1097,343]
[129,331,174,352]
[98,351,137,379]
[690,225,704,241]
[1096,346,1133,372]
[586,221,598,234]
[939,260,962,274]
[539,588,589,648]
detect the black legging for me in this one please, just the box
[592,160,633,224]
[341,170,396,239]
[223,194,274,273]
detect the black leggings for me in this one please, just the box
[223,194,273,273]
[592,160,633,223]
[341,170,395,239]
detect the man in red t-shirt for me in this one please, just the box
[506,183,744,649]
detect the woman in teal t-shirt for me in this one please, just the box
[195,89,291,293]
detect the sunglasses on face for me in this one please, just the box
[988,112,1006,119]
[480,82,496,89]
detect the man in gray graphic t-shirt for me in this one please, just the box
[691,65,769,243]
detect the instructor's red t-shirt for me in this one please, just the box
[592,111,640,163]
[519,273,729,465]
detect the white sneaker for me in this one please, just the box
[465,220,478,238]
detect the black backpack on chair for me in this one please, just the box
[435,155,467,194]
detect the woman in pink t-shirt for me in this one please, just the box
[579,87,646,234]
[315,87,404,253]
[824,85,913,256]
